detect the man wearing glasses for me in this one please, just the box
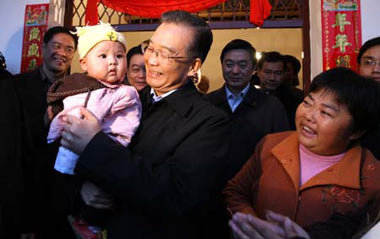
[60,10,230,239]
[358,36,380,83]
[357,37,380,160]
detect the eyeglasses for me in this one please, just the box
[141,41,193,64]
[362,58,380,67]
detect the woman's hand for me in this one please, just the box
[60,107,101,154]
[229,211,310,239]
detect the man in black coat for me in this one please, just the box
[357,36,380,160]
[256,51,304,130]
[14,26,78,239]
[60,10,230,239]
[0,58,28,238]
[207,39,289,178]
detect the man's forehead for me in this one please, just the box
[262,61,284,69]
[151,22,193,53]
[362,45,380,57]
[149,39,177,53]
[50,33,75,45]
[224,49,252,61]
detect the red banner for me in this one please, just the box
[321,0,361,72]
[20,4,49,73]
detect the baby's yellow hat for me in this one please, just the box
[74,22,127,59]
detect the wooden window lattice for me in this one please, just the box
[70,0,301,28]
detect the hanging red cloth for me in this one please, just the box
[250,0,272,26]
[85,0,226,25]
[85,0,99,25]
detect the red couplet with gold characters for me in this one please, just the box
[20,4,49,73]
[321,0,362,72]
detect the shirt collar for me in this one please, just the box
[225,82,250,99]
[150,87,178,103]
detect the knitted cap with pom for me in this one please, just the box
[73,22,127,59]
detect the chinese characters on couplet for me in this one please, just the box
[20,4,49,73]
[322,0,361,71]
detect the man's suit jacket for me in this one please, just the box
[76,81,231,239]
[207,84,289,178]
[15,67,49,149]
[14,67,75,239]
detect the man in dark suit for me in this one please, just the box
[14,26,78,239]
[357,36,380,160]
[207,39,289,177]
[0,53,28,238]
[256,51,304,129]
[60,10,230,239]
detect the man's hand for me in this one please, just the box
[229,212,286,239]
[265,210,310,239]
[60,107,101,154]
[229,211,310,239]
[81,181,113,209]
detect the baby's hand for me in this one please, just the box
[43,105,54,126]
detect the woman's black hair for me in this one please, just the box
[310,67,380,134]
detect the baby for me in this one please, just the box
[46,22,141,238]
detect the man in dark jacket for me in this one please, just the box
[357,36,380,160]
[0,54,28,238]
[256,51,304,129]
[14,26,78,239]
[60,10,230,239]
[207,39,289,178]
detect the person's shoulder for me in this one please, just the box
[14,67,40,80]
[207,86,224,98]
[0,69,13,80]
[205,86,225,104]
[262,131,294,144]
[255,131,295,156]
[193,92,229,120]
[362,148,380,171]
[254,89,286,110]
[116,84,140,101]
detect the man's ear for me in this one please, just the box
[349,129,366,141]
[187,58,202,77]
[79,58,87,72]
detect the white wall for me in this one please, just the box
[310,0,380,79]
[361,0,380,43]
[0,0,49,74]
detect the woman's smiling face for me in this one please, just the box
[295,89,356,156]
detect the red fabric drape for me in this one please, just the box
[85,0,99,25]
[250,0,272,26]
[85,0,226,25]
[85,0,272,27]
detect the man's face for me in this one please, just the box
[359,45,380,83]
[144,22,198,96]
[127,54,147,91]
[258,61,285,91]
[42,33,75,74]
[222,49,254,93]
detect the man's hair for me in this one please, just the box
[43,26,78,49]
[310,67,380,134]
[160,10,212,63]
[127,45,144,68]
[220,39,257,66]
[283,55,301,74]
[357,37,380,64]
[257,51,286,71]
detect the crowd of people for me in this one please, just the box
[1,9,380,239]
